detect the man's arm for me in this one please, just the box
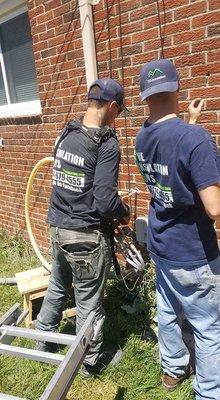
[199,184,220,222]
[188,99,220,221]
[93,139,130,222]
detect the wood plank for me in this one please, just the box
[30,290,47,301]
[62,308,76,319]
[23,294,31,328]
[15,267,50,294]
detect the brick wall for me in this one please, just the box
[0,0,219,252]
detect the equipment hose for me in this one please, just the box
[25,157,54,273]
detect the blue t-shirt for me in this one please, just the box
[135,117,220,263]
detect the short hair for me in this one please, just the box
[149,91,175,101]
[88,85,109,109]
[88,98,109,109]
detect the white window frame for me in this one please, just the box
[0,2,41,118]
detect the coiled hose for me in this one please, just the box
[25,156,54,273]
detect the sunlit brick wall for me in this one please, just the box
[0,0,219,251]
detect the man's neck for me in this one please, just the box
[148,113,177,124]
[147,92,179,124]
[83,108,105,128]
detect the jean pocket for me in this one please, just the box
[195,263,220,304]
[63,244,103,280]
[194,263,216,288]
[169,266,200,288]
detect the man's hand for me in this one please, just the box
[188,98,204,124]
[119,213,130,226]
[118,195,130,225]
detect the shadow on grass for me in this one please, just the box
[102,278,157,351]
[59,276,157,353]
[114,386,127,399]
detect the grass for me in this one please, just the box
[0,231,194,400]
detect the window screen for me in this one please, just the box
[0,63,7,106]
[0,12,39,104]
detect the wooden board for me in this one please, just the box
[15,267,50,294]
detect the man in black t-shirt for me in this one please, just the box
[35,78,130,375]
[136,59,220,400]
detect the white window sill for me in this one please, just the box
[0,99,41,119]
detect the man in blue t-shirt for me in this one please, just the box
[135,59,220,400]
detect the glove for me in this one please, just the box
[126,244,145,273]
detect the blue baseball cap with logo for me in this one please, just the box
[88,77,128,111]
[140,59,179,101]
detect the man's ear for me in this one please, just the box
[109,100,117,110]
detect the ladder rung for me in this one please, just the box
[0,394,26,399]
[0,344,64,365]
[0,325,76,345]
[0,303,22,327]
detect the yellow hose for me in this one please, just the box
[25,157,54,273]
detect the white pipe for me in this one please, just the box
[79,0,99,90]
[0,277,17,285]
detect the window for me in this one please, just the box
[0,6,41,117]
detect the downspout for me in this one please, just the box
[79,0,100,90]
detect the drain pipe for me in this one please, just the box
[79,0,100,90]
[0,277,17,285]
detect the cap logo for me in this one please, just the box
[148,68,164,78]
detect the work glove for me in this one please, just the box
[126,244,145,273]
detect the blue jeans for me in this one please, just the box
[36,227,112,366]
[150,253,220,400]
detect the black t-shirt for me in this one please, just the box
[135,117,220,263]
[47,122,129,231]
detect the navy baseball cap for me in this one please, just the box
[140,59,179,101]
[88,77,128,111]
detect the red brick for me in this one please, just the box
[165,19,190,35]
[164,0,189,8]
[208,50,220,63]
[173,28,205,45]
[208,0,220,11]
[192,11,220,28]
[119,0,141,13]
[199,112,218,123]
[208,74,220,86]
[165,44,190,58]
[41,48,57,59]
[130,3,157,21]
[39,29,55,41]
[189,86,220,99]
[174,1,207,20]
[44,0,61,12]
[192,37,220,53]
[208,24,220,36]
[206,99,220,110]
[53,3,70,18]
[175,53,205,67]
[132,28,159,44]
[181,76,206,89]
[31,23,47,35]
[46,16,63,30]
[191,63,220,76]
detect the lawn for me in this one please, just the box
[0,231,194,400]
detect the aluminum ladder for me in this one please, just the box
[0,303,99,400]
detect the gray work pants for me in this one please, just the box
[35,226,112,366]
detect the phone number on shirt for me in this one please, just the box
[52,170,85,188]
